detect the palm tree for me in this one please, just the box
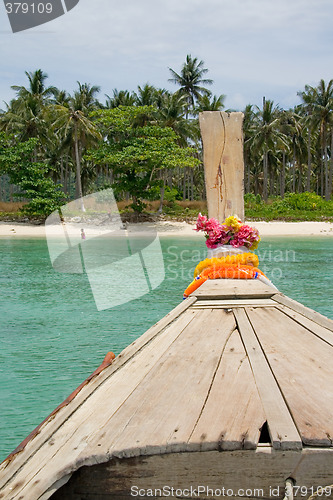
[71,82,101,113]
[298,80,333,199]
[158,92,193,145]
[168,54,213,117]
[251,98,287,201]
[11,69,57,104]
[50,83,102,211]
[104,89,136,108]
[134,84,166,107]
[194,92,226,113]
[51,88,71,106]
[0,69,56,143]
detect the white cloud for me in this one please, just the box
[1,0,333,110]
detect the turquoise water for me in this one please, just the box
[0,235,332,462]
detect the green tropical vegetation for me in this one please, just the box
[0,56,333,221]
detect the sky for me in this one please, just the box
[1,0,333,111]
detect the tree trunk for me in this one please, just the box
[74,122,85,212]
[292,143,296,193]
[297,163,302,193]
[306,127,311,192]
[320,154,323,197]
[263,153,268,202]
[60,156,64,187]
[281,151,285,198]
[269,167,274,196]
[324,129,329,200]
[246,159,251,194]
[329,129,333,200]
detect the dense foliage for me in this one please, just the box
[0,133,64,216]
[1,57,333,218]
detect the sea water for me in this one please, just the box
[0,235,332,462]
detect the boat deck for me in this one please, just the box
[0,279,333,499]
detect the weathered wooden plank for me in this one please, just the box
[0,295,196,489]
[193,279,276,299]
[189,328,266,450]
[234,308,302,450]
[87,309,237,458]
[272,294,333,332]
[0,308,200,500]
[276,304,333,347]
[192,298,276,308]
[247,306,333,447]
[199,111,245,221]
[50,449,333,500]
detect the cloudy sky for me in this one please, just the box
[1,0,333,111]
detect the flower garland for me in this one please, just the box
[183,264,267,298]
[193,253,259,278]
[194,214,260,250]
[182,216,264,298]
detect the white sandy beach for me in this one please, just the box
[0,220,333,238]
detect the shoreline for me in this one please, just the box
[1,220,333,238]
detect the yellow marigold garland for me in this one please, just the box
[193,253,259,278]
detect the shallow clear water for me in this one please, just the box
[0,235,332,462]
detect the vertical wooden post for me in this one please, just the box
[199,111,245,222]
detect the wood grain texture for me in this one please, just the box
[0,308,199,500]
[272,294,333,332]
[193,299,276,308]
[2,278,333,500]
[276,304,333,347]
[50,449,333,500]
[189,328,266,451]
[234,308,302,450]
[78,309,237,459]
[193,279,277,299]
[247,306,333,447]
[199,111,244,221]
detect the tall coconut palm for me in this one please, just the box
[11,69,57,104]
[104,89,136,108]
[0,69,56,143]
[194,92,226,114]
[50,83,102,211]
[72,82,101,113]
[168,54,213,117]
[134,84,166,107]
[279,108,307,193]
[251,99,287,201]
[298,79,333,199]
[158,92,194,145]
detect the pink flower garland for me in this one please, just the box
[194,213,260,250]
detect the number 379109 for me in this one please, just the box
[5,2,53,14]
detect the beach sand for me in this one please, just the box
[0,220,333,238]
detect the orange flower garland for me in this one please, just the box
[183,263,267,298]
[193,253,259,278]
